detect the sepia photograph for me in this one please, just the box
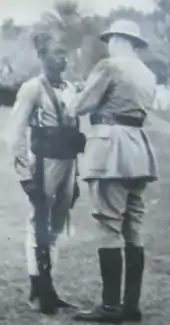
[0,0,170,324]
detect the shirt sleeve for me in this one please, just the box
[5,80,38,181]
[70,59,112,116]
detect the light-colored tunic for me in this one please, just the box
[5,75,77,275]
[5,75,77,198]
[72,56,158,182]
[70,54,158,247]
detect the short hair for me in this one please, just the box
[32,31,54,57]
[32,23,64,58]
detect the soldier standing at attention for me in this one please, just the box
[5,28,80,315]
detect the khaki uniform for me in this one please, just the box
[6,75,76,275]
[74,56,158,247]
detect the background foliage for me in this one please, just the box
[0,0,169,87]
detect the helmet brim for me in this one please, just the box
[100,31,148,48]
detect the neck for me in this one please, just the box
[42,69,62,88]
[110,38,138,58]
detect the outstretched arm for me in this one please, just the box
[70,59,112,116]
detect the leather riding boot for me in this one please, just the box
[74,248,122,323]
[123,244,144,322]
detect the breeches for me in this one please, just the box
[88,179,147,248]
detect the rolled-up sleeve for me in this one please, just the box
[5,80,38,181]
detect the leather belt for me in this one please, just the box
[90,115,145,127]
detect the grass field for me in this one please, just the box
[0,106,170,325]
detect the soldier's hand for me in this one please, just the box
[20,179,45,204]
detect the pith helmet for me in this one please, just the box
[100,19,148,48]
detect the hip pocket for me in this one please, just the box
[85,137,111,171]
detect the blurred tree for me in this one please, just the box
[157,0,170,13]
[1,0,170,90]
[1,19,22,39]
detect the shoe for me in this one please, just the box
[74,304,122,322]
[28,276,57,315]
[122,308,142,322]
[50,284,77,309]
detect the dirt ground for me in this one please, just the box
[0,106,170,325]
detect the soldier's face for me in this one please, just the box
[42,41,67,78]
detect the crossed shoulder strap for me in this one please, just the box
[40,75,64,126]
